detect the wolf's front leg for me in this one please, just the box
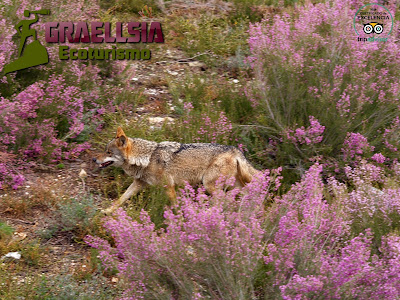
[102,179,146,215]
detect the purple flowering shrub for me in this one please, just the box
[0,17,16,82]
[286,116,325,146]
[86,170,281,299]
[245,0,400,175]
[0,152,25,189]
[87,163,400,299]
[282,116,326,161]
[330,161,400,251]
[265,164,400,299]
[179,101,235,145]
[0,0,133,189]
[0,73,114,162]
[279,231,400,300]
[0,64,130,188]
[265,164,350,294]
[342,133,375,162]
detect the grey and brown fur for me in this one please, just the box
[93,127,257,214]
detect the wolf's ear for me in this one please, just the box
[116,126,125,138]
[118,135,127,147]
[116,127,127,147]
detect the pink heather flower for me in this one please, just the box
[342,133,374,161]
[237,143,248,152]
[0,160,25,190]
[187,111,234,144]
[183,102,194,112]
[336,91,351,117]
[383,117,400,152]
[345,161,385,185]
[265,164,350,282]
[371,153,386,164]
[393,161,400,177]
[0,71,119,165]
[286,116,325,145]
[244,86,259,108]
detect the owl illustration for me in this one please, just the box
[363,22,384,34]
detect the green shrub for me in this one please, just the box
[33,274,117,300]
[0,221,14,239]
[168,14,249,66]
[57,195,99,239]
[99,0,159,15]
[38,194,99,241]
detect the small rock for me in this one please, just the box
[1,252,21,261]
[167,70,179,76]
[233,79,239,84]
[148,117,175,126]
[79,169,88,179]
[144,88,158,95]
[10,232,27,244]
[111,277,119,283]
[188,61,204,68]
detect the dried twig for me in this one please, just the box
[176,51,211,63]
[2,217,35,225]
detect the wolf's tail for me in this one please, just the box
[236,155,257,185]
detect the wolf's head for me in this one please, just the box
[92,127,129,169]
[92,127,157,169]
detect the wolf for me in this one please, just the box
[93,127,257,214]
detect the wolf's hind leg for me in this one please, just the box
[203,154,237,194]
[102,179,146,215]
[202,172,218,195]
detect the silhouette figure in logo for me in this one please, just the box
[16,10,40,56]
[3,9,50,74]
